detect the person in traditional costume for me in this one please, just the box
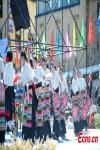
[77,71,92,131]
[4,51,16,132]
[59,67,69,139]
[0,55,5,143]
[20,52,34,140]
[71,70,82,136]
[32,57,45,141]
[50,65,60,141]
[71,70,92,136]
[41,58,51,141]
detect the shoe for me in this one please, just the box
[58,139,63,143]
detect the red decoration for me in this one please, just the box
[13,73,20,84]
[50,31,55,61]
[88,16,94,46]
[15,48,19,68]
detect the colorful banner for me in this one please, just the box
[0,38,8,59]
[88,16,94,46]
[73,22,76,55]
[80,18,85,47]
[64,32,72,59]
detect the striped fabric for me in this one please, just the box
[43,92,51,122]
[36,93,44,127]
[60,96,69,120]
[0,82,5,131]
[0,82,4,100]
[23,94,32,128]
[0,106,5,131]
[71,91,92,122]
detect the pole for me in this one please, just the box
[62,0,64,68]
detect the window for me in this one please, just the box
[60,0,67,8]
[0,0,3,18]
[52,0,58,10]
[36,0,80,16]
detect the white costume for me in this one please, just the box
[59,77,69,94]
[71,76,86,95]
[50,70,60,91]
[20,62,34,86]
[0,57,4,79]
[4,62,15,86]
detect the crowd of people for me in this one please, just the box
[0,51,92,144]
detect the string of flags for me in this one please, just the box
[0,15,97,62]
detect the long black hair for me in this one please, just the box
[21,51,28,61]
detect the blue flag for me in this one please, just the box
[97,15,100,34]
[0,38,8,59]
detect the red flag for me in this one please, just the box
[15,48,19,68]
[88,16,94,46]
[50,31,55,61]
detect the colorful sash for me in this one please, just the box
[53,93,60,108]
[60,95,68,109]
[71,105,80,122]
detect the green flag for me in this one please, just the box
[80,19,84,47]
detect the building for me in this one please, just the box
[8,0,36,48]
[35,0,100,72]
[0,0,36,47]
[0,0,36,68]
[0,0,8,38]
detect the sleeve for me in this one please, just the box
[4,64,15,85]
[0,59,4,73]
[33,67,40,81]
[64,78,69,93]
[26,63,34,81]
[56,71,60,83]
[82,78,87,89]
[71,79,75,94]
[59,78,61,94]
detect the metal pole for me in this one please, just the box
[62,0,64,68]
[36,0,38,57]
[86,0,89,75]
[45,0,46,52]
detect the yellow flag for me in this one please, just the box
[34,43,39,59]
[73,22,76,55]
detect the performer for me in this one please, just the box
[50,65,60,141]
[20,52,34,140]
[0,55,5,143]
[71,71,82,136]
[4,51,15,123]
[33,57,45,141]
[71,70,91,136]
[41,58,51,141]
[59,67,69,139]
[77,71,91,131]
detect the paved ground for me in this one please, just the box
[5,129,100,150]
[56,129,100,150]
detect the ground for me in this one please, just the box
[57,129,100,150]
[5,129,100,150]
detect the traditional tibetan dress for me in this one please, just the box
[71,76,91,135]
[20,62,34,140]
[43,68,51,140]
[59,76,69,137]
[34,66,45,140]
[50,70,60,140]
